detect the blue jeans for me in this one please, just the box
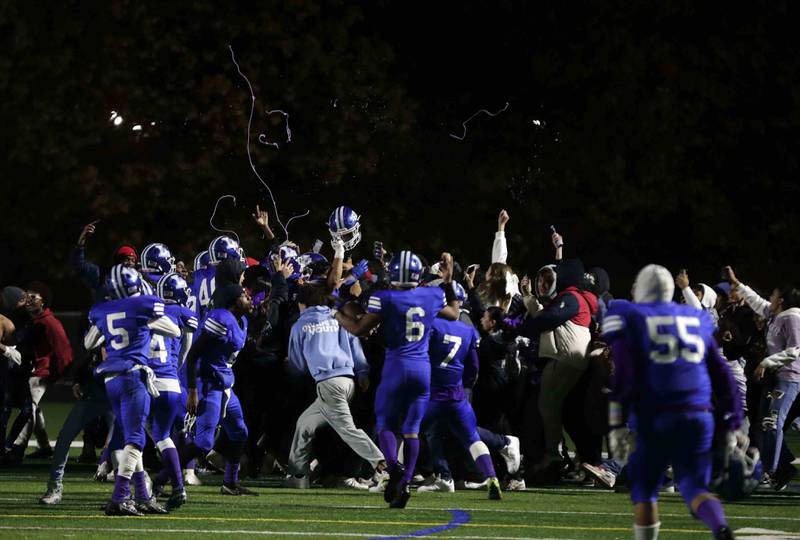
[49,388,113,483]
[760,377,800,473]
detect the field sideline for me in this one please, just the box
[1,402,799,539]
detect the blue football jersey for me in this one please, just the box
[367,286,446,363]
[90,295,165,375]
[192,266,217,320]
[602,300,715,414]
[197,307,248,388]
[147,304,199,379]
[429,318,479,398]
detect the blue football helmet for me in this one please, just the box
[328,206,361,251]
[105,264,142,299]
[140,278,154,296]
[297,252,330,282]
[711,437,763,501]
[140,243,175,274]
[209,235,244,264]
[156,272,191,305]
[266,242,302,280]
[389,250,423,287]
[194,250,211,272]
[454,282,466,303]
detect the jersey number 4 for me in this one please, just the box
[646,315,705,364]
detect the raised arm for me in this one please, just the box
[492,210,509,264]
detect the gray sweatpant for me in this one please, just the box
[288,376,384,475]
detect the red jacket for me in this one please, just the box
[30,309,73,379]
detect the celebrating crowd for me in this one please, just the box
[0,206,793,539]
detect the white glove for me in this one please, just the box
[331,237,345,260]
[609,427,634,465]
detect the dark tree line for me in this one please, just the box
[2,1,800,308]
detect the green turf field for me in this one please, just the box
[1,401,799,539]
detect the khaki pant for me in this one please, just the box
[14,376,50,450]
[288,376,384,475]
[538,360,585,460]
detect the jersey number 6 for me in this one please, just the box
[405,307,426,342]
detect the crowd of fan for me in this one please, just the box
[0,208,796,496]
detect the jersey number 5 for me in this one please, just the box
[106,312,130,350]
[646,315,705,364]
[405,307,426,342]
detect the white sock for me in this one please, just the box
[634,522,660,540]
[119,445,142,480]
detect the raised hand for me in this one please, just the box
[78,220,99,246]
[498,209,510,232]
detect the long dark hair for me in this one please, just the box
[477,262,511,311]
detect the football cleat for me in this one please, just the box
[389,483,411,509]
[105,499,145,517]
[499,435,521,475]
[328,206,362,251]
[384,464,405,503]
[209,235,244,264]
[487,477,503,500]
[221,482,259,496]
[39,481,62,505]
[141,243,176,275]
[714,526,735,540]
[166,489,187,511]
[388,251,423,287]
[104,264,142,299]
[134,497,169,514]
[417,475,454,493]
[156,272,191,306]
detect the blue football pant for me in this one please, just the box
[149,390,182,443]
[194,386,248,452]
[105,371,151,449]
[629,411,713,507]
[375,362,430,434]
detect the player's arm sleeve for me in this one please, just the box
[706,337,744,431]
[608,336,635,426]
[519,293,580,338]
[462,338,480,389]
[492,231,508,264]
[737,283,772,319]
[350,334,369,378]
[184,332,213,389]
[147,316,181,338]
[681,287,703,310]
[83,325,105,350]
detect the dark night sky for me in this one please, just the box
[3,1,800,309]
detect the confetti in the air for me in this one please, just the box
[449,102,510,141]
[209,194,240,244]
[228,45,309,241]
[257,109,292,148]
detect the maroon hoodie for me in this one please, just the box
[30,308,73,379]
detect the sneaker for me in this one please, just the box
[418,475,455,493]
[27,447,54,460]
[772,466,798,491]
[205,450,226,473]
[368,471,389,494]
[166,489,187,511]
[94,461,113,483]
[134,497,169,514]
[714,526,735,540]
[582,463,616,489]
[504,477,526,491]
[105,499,144,516]
[183,469,202,486]
[39,481,63,505]
[411,474,425,485]
[389,483,411,509]
[221,482,259,496]
[282,474,310,489]
[385,464,405,503]
[487,477,502,500]
[457,479,489,490]
[499,436,521,474]
[339,477,370,490]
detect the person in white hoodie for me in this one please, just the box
[725,266,800,489]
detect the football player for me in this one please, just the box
[193,236,243,320]
[603,264,743,540]
[182,283,257,496]
[148,272,197,510]
[334,251,460,508]
[84,265,181,516]
[422,315,503,499]
[140,243,176,284]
